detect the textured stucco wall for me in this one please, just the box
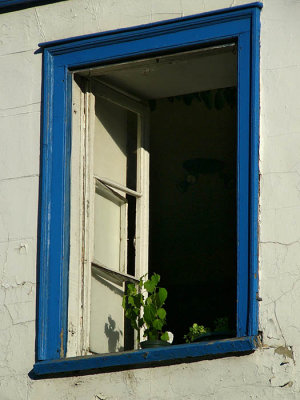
[1,0,300,398]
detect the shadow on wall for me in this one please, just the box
[104,315,123,353]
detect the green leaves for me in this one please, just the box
[144,280,155,293]
[184,323,210,343]
[127,283,136,295]
[128,295,135,306]
[122,273,171,342]
[144,273,160,293]
[122,295,126,310]
[143,303,156,325]
[158,288,167,306]
[160,332,169,342]
[123,283,144,332]
[153,318,164,330]
[183,317,231,343]
[157,308,166,320]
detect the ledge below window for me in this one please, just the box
[33,336,257,377]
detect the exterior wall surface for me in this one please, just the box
[1,0,300,398]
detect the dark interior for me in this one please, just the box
[148,88,237,344]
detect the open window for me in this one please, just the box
[69,77,149,355]
[68,44,238,355]
[35,4,261,375]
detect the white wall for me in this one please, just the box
[1,0,300,398]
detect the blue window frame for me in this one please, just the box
[0,0,62,11]
[34,2,261,376]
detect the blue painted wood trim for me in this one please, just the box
[0,0,64,11]
[34,337,257,376]
[248,6,261,336]
[61,68,72,357]
[38,54,71,360]
[53,19,251,74]
[37,48,54,361]
[236,31,251,337]
[0,0,44,5]
[37,4,261,364]
[38,2,263,49]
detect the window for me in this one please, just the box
[34,3,261,375]
[68,47,238,356]
[69,77,149,355]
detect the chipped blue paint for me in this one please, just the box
[36,3,261,373]
[34,336,257,376]
[248,6,261,336]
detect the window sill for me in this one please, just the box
[33,336,257,377]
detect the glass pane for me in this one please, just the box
[94,97,137,191]
[94,182,127,272]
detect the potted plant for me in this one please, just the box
[122,273,172,348]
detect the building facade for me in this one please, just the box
[0,0,300,398]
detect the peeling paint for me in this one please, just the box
[60,329,64,358]
[280,381,293,388]
[18,242,28,255]
[94,395,108,400]
[275,346,294,361]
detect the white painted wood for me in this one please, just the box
[67,83,95,357]
[68,78,97,357]
[94,176,142,198]
[83,47,237,100]
[92,260,139,284]
[81,87,95,355]
[88,81,150,353]
[134,111,150,346]
[67,76,84,357]
[91,79,148,114]
[90,91,129,353]
[135,111,150,280]
[74,45,234,75]
[94,181,127,272]
[93,96,128,188]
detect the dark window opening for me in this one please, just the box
[149,88,237,344]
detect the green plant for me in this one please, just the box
[184,316,231,343]
[184,323,210,343]
[122,273,170,343]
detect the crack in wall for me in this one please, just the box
[0,174,39,183]
[264,277,300,306]
[260,240,300,246]
[33,8,46,42]
[273,302,287,347]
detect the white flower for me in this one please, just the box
[166,331,174,344]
